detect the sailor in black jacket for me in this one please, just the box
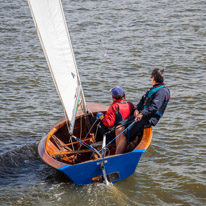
[135,82,170,127]
[115,69,170,154]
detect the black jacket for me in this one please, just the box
[136,84,170,126]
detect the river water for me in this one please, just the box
[0,0,206,205]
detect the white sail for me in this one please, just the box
[28,0,86,128]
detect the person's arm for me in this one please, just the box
[141,90,166,116]
[102,104,117,127]
[135,95,144,112]
[133,95,145,120]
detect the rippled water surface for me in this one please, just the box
[0,0,206,205]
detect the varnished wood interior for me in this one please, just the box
[42,102,152,166]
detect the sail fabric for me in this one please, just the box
[28,0,79,122]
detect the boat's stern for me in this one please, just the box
[58,149,146,185]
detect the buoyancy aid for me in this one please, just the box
[114,101,133,125]
[143,85,170,117]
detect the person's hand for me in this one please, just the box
[135,113,143,121]
[96,112,104,120]
[134,109,143,121]
[134,109,139,117]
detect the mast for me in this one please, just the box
[58,0,88,130]
[28,0,87,134]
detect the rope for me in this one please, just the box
[72,135,100,157]
[95,122,101,140]
[61,114,136,158]
[61,118,136,159]
[98,120,137,153]
[63,109,75,151]
[127,128,130,151]
[80,114,82,139]
[84,118,99,139]
[77,115,98,151]
[105,117,135,134]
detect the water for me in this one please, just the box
[0,0,206,205]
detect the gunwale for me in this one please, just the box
[38,102,152,170]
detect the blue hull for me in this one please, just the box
[59,149,146,185]
[38,105,152,185]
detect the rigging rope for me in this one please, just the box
[63,109,75,151]
[73,119,136,157]
[72,135,100,157]
[77,112,97,151]
[98,120,137,153]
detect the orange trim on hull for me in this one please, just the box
[136,127,152,150]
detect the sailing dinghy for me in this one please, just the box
[28,0,152,185]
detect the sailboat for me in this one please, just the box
[28,0,152,185]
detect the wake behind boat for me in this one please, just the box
[28,0,152,185]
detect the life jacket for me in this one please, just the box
[143,85,170,117]
[114,101,133,125]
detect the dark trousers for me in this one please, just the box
[123,116,150,141]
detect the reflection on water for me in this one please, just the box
[0,0,206,205]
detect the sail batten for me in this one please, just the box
[28,0,84,125]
